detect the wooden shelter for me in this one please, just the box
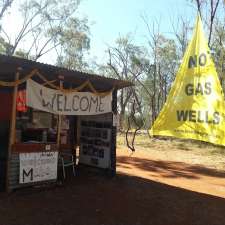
[0,54,131,192]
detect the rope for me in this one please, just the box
[0,69,38,87]
[0,68,114,96]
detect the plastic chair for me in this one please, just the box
[59,151,76,179]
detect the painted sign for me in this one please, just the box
[151,15,225,146]
[19,152,58,184]
[26,79,112,115]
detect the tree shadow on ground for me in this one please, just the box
[0,170,225,225]
[117,155,225,179]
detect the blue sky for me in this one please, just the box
[77,0,197,63]
[2,0,201,64]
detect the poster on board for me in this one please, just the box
[19,152,58,184]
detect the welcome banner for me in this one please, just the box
[26,79,112,115]
[150,15,225,146]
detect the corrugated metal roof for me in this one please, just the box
[0,54,133,91]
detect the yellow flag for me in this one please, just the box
[150,15,225,146]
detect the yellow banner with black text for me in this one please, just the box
[150,15,225,146]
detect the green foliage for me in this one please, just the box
[0,0,90,69]
[210,20,225,92]
[54,17,90,70]
[0,36,13,54]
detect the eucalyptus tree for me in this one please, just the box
[191,0,220,46]
[103,35,150,130]
[0,0,13,19]
[0,0,90,68]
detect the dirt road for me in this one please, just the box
[0,148,224,225]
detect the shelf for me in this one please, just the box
[12,143,58,153]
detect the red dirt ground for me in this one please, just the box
[0,148,225,225]
[117,148,225,199]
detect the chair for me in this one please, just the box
[59,150,76,179]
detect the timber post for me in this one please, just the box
[110,89,117,176]
[57,78,64,149]
[6,68,21,193]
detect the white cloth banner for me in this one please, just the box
[19,152,58,184]
[26,79,112,115]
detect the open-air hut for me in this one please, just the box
[0,54,131,192]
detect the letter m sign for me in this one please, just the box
[22,168,33,183]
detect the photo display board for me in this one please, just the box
[79,114,112,168]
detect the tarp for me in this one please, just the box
[26,79,112,115]
[150,15,225,146]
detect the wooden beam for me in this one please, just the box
[6,69,20,192]
[57,80,63,149]
[42,79,57,86]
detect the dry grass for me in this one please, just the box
[117,133,225,171]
